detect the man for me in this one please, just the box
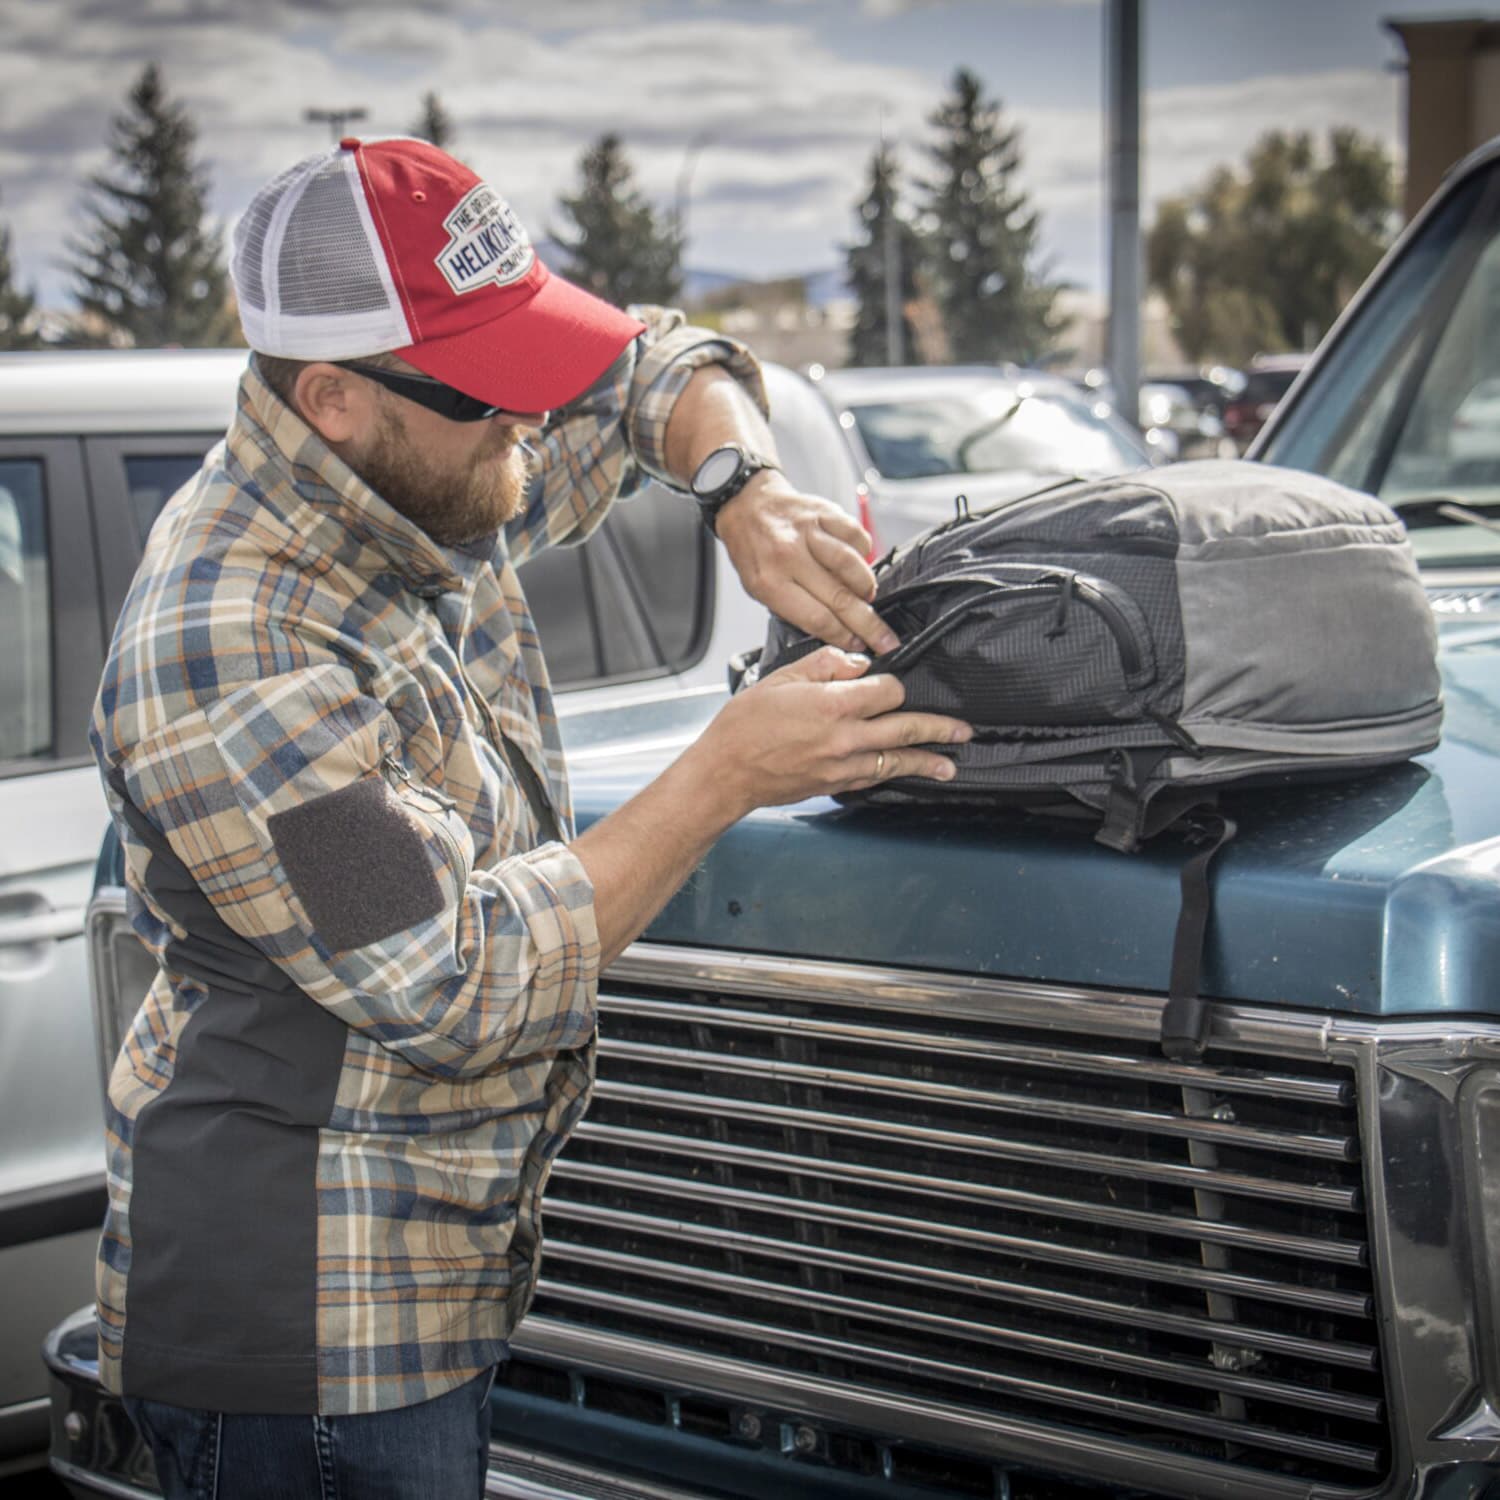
[91,137,970,1499]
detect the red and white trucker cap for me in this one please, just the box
[230,137,646,412]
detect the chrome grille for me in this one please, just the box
[519,948,1388,1498]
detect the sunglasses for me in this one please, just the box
[340,362,543,425]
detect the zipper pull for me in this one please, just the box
[1146,711,1204,756]
[1046,573,1074,639]
[381,753,458,811]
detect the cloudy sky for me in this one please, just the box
[0,0,1463,309]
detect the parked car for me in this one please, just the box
[44,132,1500,1498]
[1223,352,1310,451]
[1143,365,1246,420]
[0,346,859,1481]
[814,364,1160,549]
[1137,380,1237,461]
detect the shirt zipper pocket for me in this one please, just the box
[452,602,565,846]
[381,754,470,883]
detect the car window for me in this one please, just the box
[111,446,711,693]
[0,459,52,762]
[982,394,1149,473]
[851,390,1147,480]
[770,384,855,503]
[1378,228,1500,517]
[124,453,204,544]
[603,482,706,668]
[1243,370,1299,407]
[519,544,601,686]
[522,483,708,687]
[1259,167,1500,566]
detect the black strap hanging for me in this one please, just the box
[1095,748,1170,854]
[1159,810,1238,1062]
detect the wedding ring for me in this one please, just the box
[874,751,886,779]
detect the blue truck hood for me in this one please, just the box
[565,616,1500,1018]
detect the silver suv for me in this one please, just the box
[0,346,860,1472]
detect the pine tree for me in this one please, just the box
[67,63,237,347]
[0,196,41,350]
[844,143,926,367]
[553,133,682,309]
[410,92,455,151]
[919,69,1064,366]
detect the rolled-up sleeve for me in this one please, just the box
[622,305,767,486]
[506,304,766,565]
[118,661,599,1078]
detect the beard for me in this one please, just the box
[345,401,532,548]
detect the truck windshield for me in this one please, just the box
[1259,163,1500,568]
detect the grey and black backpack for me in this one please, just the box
[735,460,1443,1061]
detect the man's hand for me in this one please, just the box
[658,362,895,653]
[692,643,970,821]
[573,644,972,964]
[715,471,900,656]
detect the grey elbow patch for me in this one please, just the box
[269,778,446,953]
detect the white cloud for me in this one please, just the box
[1144,67,1402,205]
[1,2,1400,311]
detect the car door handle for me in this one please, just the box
[0,907,87,946]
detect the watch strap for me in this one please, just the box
[693,446,778,534]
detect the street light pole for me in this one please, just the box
[880,112,906,367]
[305,107,368,143]
[883,198,906,367]
[1105,0,1142,427]
[674,130,716,251]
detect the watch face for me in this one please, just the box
[693,446,743,497]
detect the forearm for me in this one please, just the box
[572,645,972,966]
[571,740,749,966]
[662,364,780,483]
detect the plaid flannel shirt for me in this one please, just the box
[90,308,764,1416]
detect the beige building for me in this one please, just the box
[1386,15,1500,219]
[686,277,856,371]
[1054,288,1183,373]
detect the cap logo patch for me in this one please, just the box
[435,184,535,295]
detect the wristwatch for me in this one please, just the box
[689,444,778,534]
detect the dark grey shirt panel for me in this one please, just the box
[110,776,347,1413]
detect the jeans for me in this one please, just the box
[123,1365,498,1500]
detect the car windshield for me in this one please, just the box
[1259,163,1500,569]
[848,387,1148,481]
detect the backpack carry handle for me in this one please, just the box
[872,570,1157,691]
[870,564,1068,616]
[873,580,1063,678]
